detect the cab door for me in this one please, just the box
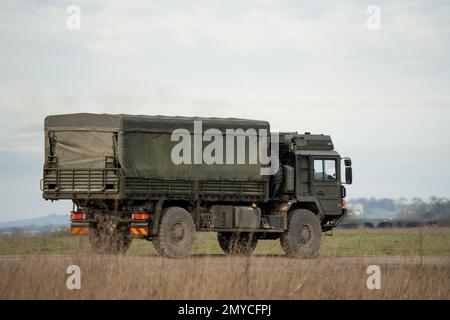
[312,157,342,215]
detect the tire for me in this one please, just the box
[89,215,132,255]
[153,207,196,258]
[217,232,258,256]
[280,209,321,258]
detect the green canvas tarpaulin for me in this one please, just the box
[51,131,115,168]
[45,113,270,181]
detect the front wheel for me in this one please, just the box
[153,207,196,258]
[280,209,321,258]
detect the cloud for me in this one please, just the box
[0,0,449,218]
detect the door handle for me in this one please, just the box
[317,191,325,196]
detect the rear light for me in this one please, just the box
[342,199,347,206]
[132,213,149,220]
[71,213,86,220]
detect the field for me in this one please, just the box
[0,228,449,299]
[1,228,449,256]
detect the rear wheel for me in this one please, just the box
[153,207,196,258]
[89,215,132,254]
[217,232,258,256]
[280,209,321,258]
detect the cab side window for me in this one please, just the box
[324,160,336,181]
[314,159,337,181]
[314,160,324,181]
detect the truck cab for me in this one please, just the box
[277,132,352,230]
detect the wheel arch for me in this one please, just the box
[162,200,193,212]
[288,199,323,220]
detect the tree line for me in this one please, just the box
[349,197,450,226]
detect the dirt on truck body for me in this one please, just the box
[42,113,353,258]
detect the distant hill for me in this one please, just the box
[0,214,69,228]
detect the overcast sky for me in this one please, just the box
[0,0,449,221]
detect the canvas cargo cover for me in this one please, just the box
[45,113,269,133]
[45,113,270,181]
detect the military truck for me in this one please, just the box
[42,113,352,258]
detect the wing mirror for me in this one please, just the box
[343,157,352,184]
[345,166,352,184]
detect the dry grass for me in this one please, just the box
[0,255,449,299]
[1,228,449,299]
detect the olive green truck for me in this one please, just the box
[42,113,352,258]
